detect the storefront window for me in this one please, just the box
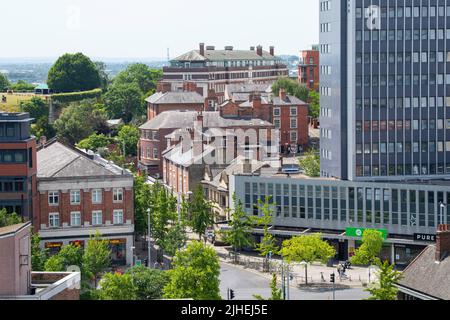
[109,239,127,266]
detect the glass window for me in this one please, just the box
[70,212,81,226]
[92,189,102,204]
[48,191,59,205]
[49,213,60,228]
[92,211,102,225]
[113,210,124,225]
[113,188,123,202]
[70,190,80,204]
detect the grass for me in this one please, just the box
[0,92,37,112]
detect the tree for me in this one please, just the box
[272,77,309,102]
[77,133,111,152]
[350,229,384,266]
[97,272,137,300]
[117,124,140,156]
[279,234,336,265]
[104,82,144,122]
[188,185,215,241]
[94,61,109,91]
[163,241,221,300]
[31,231,48,271]
[82,232,111,287]
[251,197,279,271]
[161,221,188,257]
[47,53,101,93]
[9,80,35,92]
[44,254,66,272]
[0,208,22,227]
[126,265,170,300]
[32,116,56,141]
[19,97,48,119]
[222,195,253,263]
[113,63,162,96]
[0,73,10,91]
[308,90,320,119]
[53,101,108,145]
[299,149,320,177]
[254,274,282,300]
[366,260,403,300]
[134,174,152,236]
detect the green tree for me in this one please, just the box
[117,124,140,156]
[9,80,35,92]
[0,73,10,91]
[54,101,108,145]
[0,208,22,227]
[308,90,320,119]
[44,254,65,271]
[161,221,188,257]
[133,174,152,236]
[366,260,403,300]
[19,97,48,119]
[94,61,110,91]
[82,232,111,287]
[280,234,336,265]
[299,149,320,178]
[113,63,162,96]
[104,82,144,122]
[44,244,83,271]
[188,185,215,241]
[77,133,111,152]
[31,231,48,271]
[32,116,56,140]
[126,265,170,300]
[222,195,253,263]
[272,77,309,102]
[97,272,137,300]
[254,274,283,300]
[163,241,221,300]
[350,229,384,266]
[47,53,101,93]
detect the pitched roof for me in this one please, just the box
[272,95,307,106]
[145,91,204,104]
[173,50,276,62]
[37,141,130,178]
[398,245,450,300]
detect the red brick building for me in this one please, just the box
[36,140,134,266]
[0,113,38,223]
[163,43,289,103]
[298,49,319,91]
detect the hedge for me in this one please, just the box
[51,88,102,104]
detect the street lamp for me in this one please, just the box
[300,261,308,286]
[130,246,135,267]
[440,202,447,225]
[147,208,152,269]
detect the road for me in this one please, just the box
[219,262,370,300]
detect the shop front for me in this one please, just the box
[44,242,63,256]
[109,238,127,266]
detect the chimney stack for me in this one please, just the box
[200,43,205,56]
[436,224,450,262]
[243,158,252,174]
[183,82,198,92]
[256,45,263,56]
[225,46,234,51]
[251,92,262,110]
[157,82,172,93]
[250,46,255,51]
[206,45,215,50]
[279,88,287,101]
[270,46,275,56]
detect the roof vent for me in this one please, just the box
[225,46,234,51]
[206,46,215,50]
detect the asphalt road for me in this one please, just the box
[219,262,370,301]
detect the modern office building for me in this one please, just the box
[0,113,37,223]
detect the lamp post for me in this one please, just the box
[300,261,308,285]
[130,246,135,267]
[440,202,447,225]
[147,208,151,269]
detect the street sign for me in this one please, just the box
[345,227,388,240]
[135,260,142,266]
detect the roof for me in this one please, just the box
[139,111,273,131]
[145,91,204,104]
[239,96,271,108]
[37,141,131,179]
[397,245,450,300]
[173,49,276,62]
[272,95,307,106]
[162,143,216,167]
[0,222,31,238]
[35,84,49,90]
[226,83,272,94]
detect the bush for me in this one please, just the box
[51,89,102,104]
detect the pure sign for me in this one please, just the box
[345,227,388,240]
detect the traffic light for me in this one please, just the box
[330,273,335,283]
[228,289,235,300]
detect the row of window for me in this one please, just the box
[356,141,450,155]
[273,117,298,129]
[273,107,298,117]
[48,210,124,228]
[356,74,450,87]
[356,51,450,64]
[356,29,450,42]
[0,150,27,164]
[0,179,25,192]
[356,164,450,177]
[0,123,16,138]
[48,188,124,206]
[356,97,450,109]
[356,119,450,132]
[356,5,450,20]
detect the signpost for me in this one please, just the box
[345,227,388,240]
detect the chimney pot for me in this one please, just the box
[256,45,263,56]
[199,43,205,56]
[250,46,255,51]
[436,224,450,262]
[270,46,275,56]
[279,88,287,101]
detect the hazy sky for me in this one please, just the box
[2,0,319,60]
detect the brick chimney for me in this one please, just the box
[270,46,275,56]
[436,224,450,262]
[251,92,262,110]
[199,43,205,56]
[157,82,171,93]
[250,46,255,51]
[256,45,263,56]
[279,88,287,101]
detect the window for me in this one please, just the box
[290,107,297,117]
[92,189,102,204]
[49,213,60,228]
[70,190,80,204]
[273,108,280,116]
[92,211,102,225]
[290,118,297,129]
[273,118,281,129]
[113,188,123,202]
[290,131,298,142]
[113,210,124,225]
[70,212,81,226]
[48,191,59,205]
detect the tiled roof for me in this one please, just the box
[272,95,307,106]
[145,91,204,104]
[398,245,450,300]
[173,50,276,62]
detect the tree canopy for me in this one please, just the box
[272,77,309,102]
[188,185,215,241]
[163,241,221,300]
[97,272,137,300]
[82,232,111,287]
[47,53,101,93]
[279,234,336,264]
[366,260,403,300]
[77,133,111,152]
[117,124,140,156]
[104,82,144,122]
[126,265,170,300]
[0,209,22,227]
[350,229,384,266]
[299,149,320,178]
[0,73,9,91]
[113,63,162,96]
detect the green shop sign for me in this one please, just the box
[345,227,388,240]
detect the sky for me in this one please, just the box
[1,0,319,60]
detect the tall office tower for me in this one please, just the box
[0,113,37,222]
[320,0,450,181]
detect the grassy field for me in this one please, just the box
[0,92,37,112]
